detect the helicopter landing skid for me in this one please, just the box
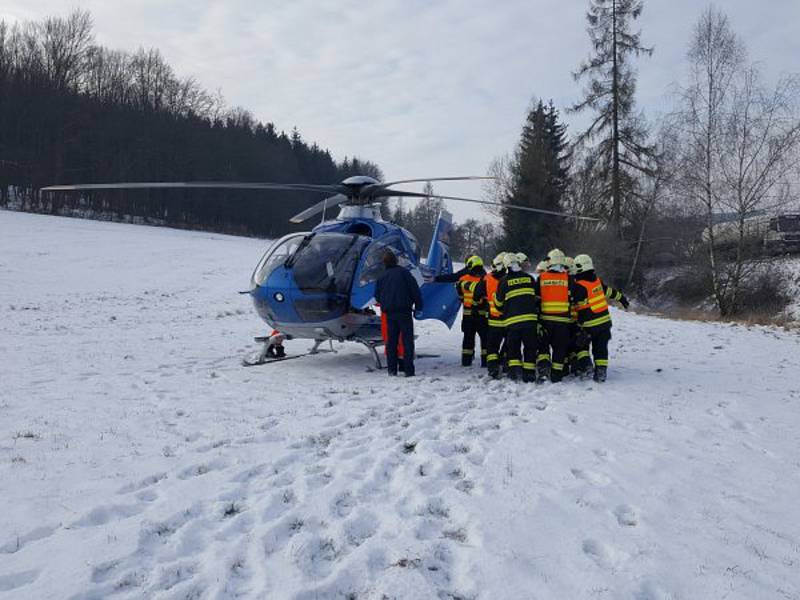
[309,339,337,356]
[354,338,384,370]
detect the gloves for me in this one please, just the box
[620,296,630,310]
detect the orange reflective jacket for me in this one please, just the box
[457,274,482,314]
[575,278,611,328]
[539,271,570,321]
[485,273,503,324]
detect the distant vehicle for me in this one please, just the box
[702,212,800,255]
[764,214,800,254]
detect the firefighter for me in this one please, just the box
[473,253,507,378]
[570,253,630,382]
[494,253,539,382]
[456,256,488,366]
[564,256,588,377]
[534,248,573,383]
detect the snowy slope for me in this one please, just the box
[1,210,799,600]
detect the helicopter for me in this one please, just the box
[41,175,597,368]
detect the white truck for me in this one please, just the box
[702,212,800,254]
[764,214,800,254]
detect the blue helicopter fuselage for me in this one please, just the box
[249,205,460,343]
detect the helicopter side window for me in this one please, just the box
[359,236,411,287]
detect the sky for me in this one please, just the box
[3,1,799,223]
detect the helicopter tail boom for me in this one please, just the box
[418,210,461,328]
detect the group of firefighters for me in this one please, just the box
[436,249,630,383]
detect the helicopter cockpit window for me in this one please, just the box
[359,236,412,287]
[292,233,367,294]
[253,233,306,286]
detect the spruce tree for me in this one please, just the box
[571,0,654,237]
[502,100,570,259]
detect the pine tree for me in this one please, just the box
[571,0,654,237]
[502,100,570,259]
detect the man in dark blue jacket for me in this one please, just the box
[375,250,423,376]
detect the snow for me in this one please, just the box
[1,210,800,599]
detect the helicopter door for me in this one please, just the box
[283,233,367,323]
[352,235,418,310]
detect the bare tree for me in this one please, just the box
[674,5,745,313]
[714,68,800,313]
[39,10,94,91]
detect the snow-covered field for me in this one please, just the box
[1,210,799,600]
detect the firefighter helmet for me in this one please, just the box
[492,253,507,271]
[465,255,483,269]
[546,248,567,266]
[573,253,594,273]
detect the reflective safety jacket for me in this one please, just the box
[535,270,572,324]
[456,268,486,317]
[473,270,506,328]
[570,273,626,328]
[494,272,539,329]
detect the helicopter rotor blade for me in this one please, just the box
[362,176,495,196]
[373,176,496,189]
[381,189,601,222]
[289,194,349,224]
[40,181,345,194]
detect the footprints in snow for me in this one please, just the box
[48,377,556,598]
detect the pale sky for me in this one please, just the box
[3,1,799,222]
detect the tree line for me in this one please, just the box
[0,10,381,238]
[486,1,800,317]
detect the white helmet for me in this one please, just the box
[564,256,576,275]
[516,252,529,265]
[492,252,507,271]
[535,260,549,273]
[547,248,567,266]
[503,253,521,270]
[574,254,594,274]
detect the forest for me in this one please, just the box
[0,10,380,238]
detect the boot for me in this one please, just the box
[593,366,607,383]
[536,363,550,384]
[508,366,523,381]
[523,370,536,383]
[462,353,474,367]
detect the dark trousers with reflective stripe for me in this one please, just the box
[505,324,537,381]
[539,320,571,382]
[461,312,487,366]
[584,323,611,368]
[486,324,505,376]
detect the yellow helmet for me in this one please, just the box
[465,255,483,269]
[574,254,594,273]
[547,248,567,266]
